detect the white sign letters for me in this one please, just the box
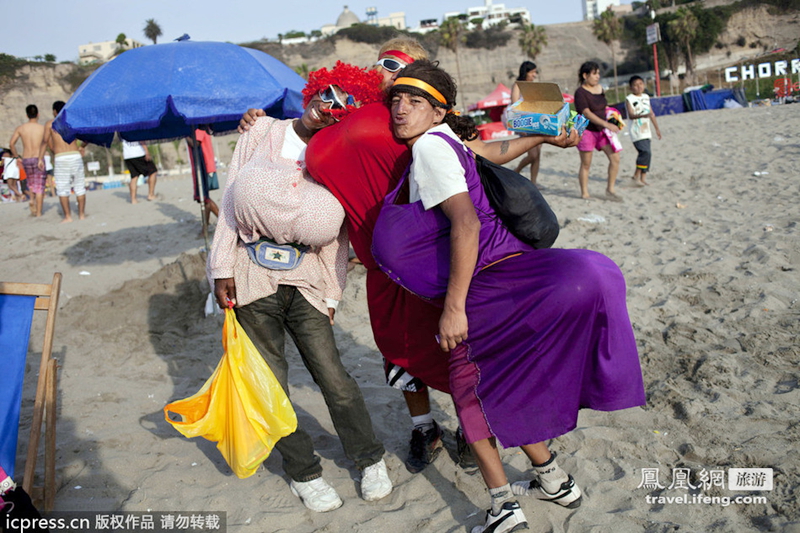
[725,59,800,83]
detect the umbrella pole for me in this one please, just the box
[190,130,210,251]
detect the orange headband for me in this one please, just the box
[393,77,448,106]
[381,50,415,65]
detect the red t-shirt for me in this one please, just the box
[307,103,409,270]
[306,103,450,392]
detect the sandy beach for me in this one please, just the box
[3,103,799,532]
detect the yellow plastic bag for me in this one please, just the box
[164,308,297,478]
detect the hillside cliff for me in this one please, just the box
[2,5,796,165]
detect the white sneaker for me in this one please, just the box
[470,500,528,533]
[360,459,392,501]
[290,477,343,512]
[511,474,582,509]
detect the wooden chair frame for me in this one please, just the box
[0,272,61,511]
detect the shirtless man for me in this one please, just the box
[9,105,46,216]
[39,101,87,222]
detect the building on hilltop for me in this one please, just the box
[320,5,406,37]
[441,0,531,30]
[368,9,406,31]
[78,38,144,65]
[417,19,440,32]
[336,5,360,28]
[583,0,633,20]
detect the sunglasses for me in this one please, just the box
[318,85,355,110]
[375,57,406,73]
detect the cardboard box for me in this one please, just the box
[505,82,570,136]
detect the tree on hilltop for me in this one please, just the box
[593,6,622,101]
[439,16,467,109]
[668,7,699,85]
[518,23,548,61]
[114,33,128,56]
[143,19,163,45]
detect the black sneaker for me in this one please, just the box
[455,427,480,475]
[405,421,444,473]
[470,500,528,533]
[511,474,582,509]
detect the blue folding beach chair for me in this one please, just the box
[0,273,61,511]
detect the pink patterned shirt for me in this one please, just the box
[208,117,348,316]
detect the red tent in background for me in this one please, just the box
[468,83,511,121]
[469,83,513,140]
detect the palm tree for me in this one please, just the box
[439,16,467,109]
[668,7,699,86]
[143,19,163,45]
[592,7,622,101]
[518,23,548,62]
[114,33,128,56]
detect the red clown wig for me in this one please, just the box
[302,61,384,120]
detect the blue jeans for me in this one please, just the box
[235,286,385,482]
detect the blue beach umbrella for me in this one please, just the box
[53,39,305,247]
[53,40,305,146]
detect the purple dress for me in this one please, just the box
[373,131,646,447]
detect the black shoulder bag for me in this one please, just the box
[474,153,560,249]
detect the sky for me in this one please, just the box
[3,0,633,63]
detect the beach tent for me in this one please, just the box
[687,87,747,111]
[0,273,61,511]
[470,83,512,109]
[469,84,514,140]
[612,87,748,118]
[469,83,512,121]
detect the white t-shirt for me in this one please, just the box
[409,123,468,209]
[626,93,652,142]
[122,140,146,160]
[280,122,307,164]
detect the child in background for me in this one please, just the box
[625,75,662,186]
[1,148,24,202]
[44,155,55,197]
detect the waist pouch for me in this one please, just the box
[244,238,309,270]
